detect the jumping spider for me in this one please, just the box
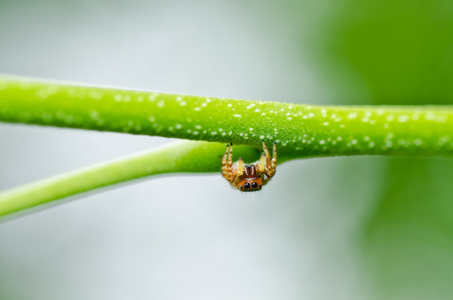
[222,140,277,191]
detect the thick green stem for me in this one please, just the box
[2,75,453,158]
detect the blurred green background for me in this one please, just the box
[1,0,453,299]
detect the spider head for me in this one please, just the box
[238,179,262,192]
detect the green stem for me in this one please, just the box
[0,141,259,217]
[1,74,453,217]
[2,75,453,158]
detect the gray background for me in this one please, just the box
[0,0,381,299]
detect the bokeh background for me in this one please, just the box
[1,0,453,299]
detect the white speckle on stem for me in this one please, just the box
[439,136,450,145]
[398,115,409,122]
[348,112,357,119]
[148,93,157,101]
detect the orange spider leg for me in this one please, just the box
[228,143,234,180]
[222,143,238,183]
[257,152,266,173]
[260,140,277,184]
[236,157,245,177]
[222,144,230,181]
[271,142,277,174]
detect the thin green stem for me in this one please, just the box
[0,141,259,217]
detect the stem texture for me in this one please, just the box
[1,75,453,158]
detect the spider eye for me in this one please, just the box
[244,182,251,189]
[251,182,258,189]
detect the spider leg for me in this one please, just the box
[262,140,270,156]
[256,152,266,173]
[228,143,234,174]
[222,143,237,183]
[271,141,277,174]
[236,157,245,177]
[256,152,270,185]
[222,144,232,182]
[260,140,277,182]
[221,144,228,177]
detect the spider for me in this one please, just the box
[222,140,277,191]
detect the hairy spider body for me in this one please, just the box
[222,140,277,191]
